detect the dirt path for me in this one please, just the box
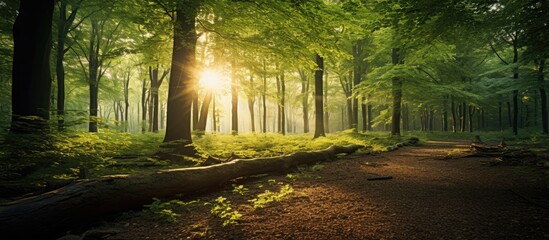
[104,141,549,240]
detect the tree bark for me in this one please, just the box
[512,38,519,135]
[298,69,310,133]
[231,61,238,135]
[313,54,326,139]
[246,74,256,132]
[390,47,403,136]
[468,105,475,132]
[196,91,213,131]
[262,61,267,133]
[141,78,148,133]
[149,66,169,133]
[538,59,547,134]
[281,70,286,135]
[164,3,199,151]
[367,94,372,131]
[11,0,54,133]
[324,66,329,133]
[0,144,363,240]
[442,96,448,132]
[124,71,130,132]
[361,96,367,132]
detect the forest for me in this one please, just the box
[0,0,548,239]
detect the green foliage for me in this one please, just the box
[249,184,294,209]
[0,129,166,181]
[311,163,325,171]
[231,184,249,196]
[143,198,199,222]
[193,131,399,158]
[207,196,242,227]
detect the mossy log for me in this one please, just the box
[0,144,362,239]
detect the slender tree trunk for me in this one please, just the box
[11,0,54,133]
[361,96,367,132]
[468,105,475,132]
[512,40,519,135]
[262,61,267,133]
[299,69,309,133]
[87,20,101,133]
[324,66,329,133]
[231,60,238,135]
[197,91,212,131]
[192,89,199,131]
[164,4,199,151]
[89,84,99,132]
[212,95,216,132]
[538,59,547,134]
[247,75,255,132]
[451,99,457,133]
[442,96,448,132]
[124,72,130,132]
[390,48,402,136]
[141,78,147,133]
[276,73,282,133]
[313,54,325,139]
[460,102,466,132]
[367,95,372,131]
[56,3,67,131]
[281,70,286,135]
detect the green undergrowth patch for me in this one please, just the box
[249,184,294,209]
[143,198,199,222]
[206,196,242,226]
[193,130,402,158]
[1,130,404,186]
[411,130,549,147]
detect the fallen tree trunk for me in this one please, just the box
[0,144,362,239]
[469,142,537,166]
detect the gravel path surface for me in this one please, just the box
[104,141,549,240]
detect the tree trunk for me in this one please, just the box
[276,72,282,133]
[451,99,457,133]
[468,105,475,132]
[313,54,325,139]
[141,78,148,133]
[246,75,256,132]
[390,48,402,136]
[212,95,217,132]
[192,88,199,131]
[197,91,213,131]
[0,144,363,240]
[164,3,199,151]
[299,69,310,133]
[149,66,168,133]
[124,71,130,132]
[231,60,238,135]
[361,96,367,132]
[538,59,547,134]
[324,66,329,133]
[367,95,372,131]
[442,96,448,132]
[461,102,466,132]
[262,60,267,133]
[512,39,519,135]
[11,0,54,133]
[281,70,286,135]
[56,1,68,131]
[89,84,99,132]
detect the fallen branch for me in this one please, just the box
[0,144,362,239]
[367,176,393,181]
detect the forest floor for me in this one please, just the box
[98,140,549,240]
